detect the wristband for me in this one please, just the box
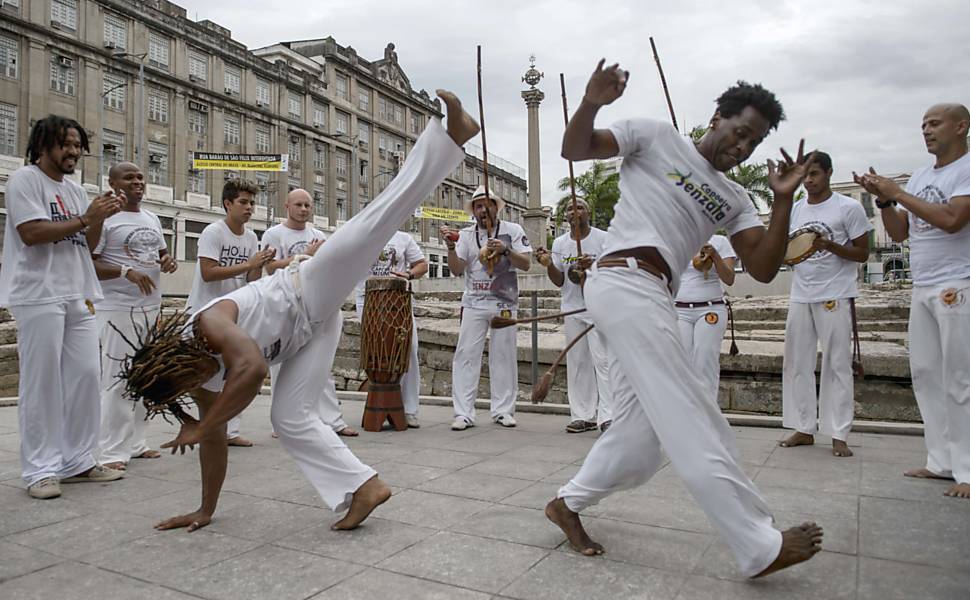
[120,265,132,279]
[78,215,88,228]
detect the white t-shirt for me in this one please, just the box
[261,222,326,260]
[0,165,102,307]
[455,220,532,310]
[94,209,166,310]
[551,227,608,312]
[185,220,258,313]
[604,118,763,295]
[675,234,737,303]
[354,231,424,304]
[903,152,970,286]
[788,193,872,303]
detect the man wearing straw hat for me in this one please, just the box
[441,185,532,430]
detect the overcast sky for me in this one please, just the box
[176,0,969,207]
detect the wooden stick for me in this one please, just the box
[532,323,595,403]
[490,307,587,329]
[649,37,678,131]
[476,46,492,210]
[559,73,583,257]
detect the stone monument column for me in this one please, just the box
[521,56,547,257]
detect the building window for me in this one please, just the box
[335,150,348,179]
[102,73,126,111]
[288,90,302,119]
[148,87,168,122]
[378,97,388,122]
[0,35,18,79]
[255,172,269,206]
[358,87,370,112]
[103,13,127,50]
[358,121,370,147]
[256,78,271,106]
[255,125,271,153]
[287,175,301,192]
[313,186,326,217]
[336,195,347,221]
[335,72,348,100]
[51,0,77,30]
[188,49,207,81]
[148,31,169,70]
[410,113,424,135]
[393,104,404,127]
[224,114,240,145]
[0,102,17,156]
[312,103,327,129]
[335,111,348,135]
[313,143,327,171]
[101,129,124,175]
[287,135,302,162]
[49,57,76,96]
[187,151,206,193]
[188,107,207,135]
[224,65,241,95]
[147,142,168,186]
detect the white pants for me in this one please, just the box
[782,300,854,441]
[356,298,421,416]
[451,306,518,422]
[559,264,781,578]
[97,307,157,464]
[11,299,101,486]
[909,280,970,484]
[676,303,728,406]
[268,118,464,508]
[564,314,612,424]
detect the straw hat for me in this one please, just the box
[463,184,505,215]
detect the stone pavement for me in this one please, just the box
[0,399,968,600]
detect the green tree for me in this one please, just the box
[555,161,620,229]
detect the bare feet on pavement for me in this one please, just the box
[753,522,823,578]
[134,450,161,459]
[102,461,127,471]
[437,90,480,146]
[227,436,253,447]
[779,432,814,448]
[903,467,953,480]
[944,483,970,498]
[331,475,391,530]
[545,498,604,556]
[337,427,359,437]
[832,439,853,458]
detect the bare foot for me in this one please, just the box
[832,440,853,458]
[904,467,954,480]
[337,427,359,437]
[226,436,254,447]
[102,461,127,471]
[134,450,161,459]
[332,475,391,530]
[944,483,970,498]
[779,432,815,448]
[155,510,212,532]
[437,90,480,146]
[753,522,823,578]
[271,431,280,439]
[545,497,604,556]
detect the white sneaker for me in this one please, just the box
[451,416,473,431]
[27,477,61,499]
[62,465,125,484]
[406,414,421,429]
[494,414,517,428]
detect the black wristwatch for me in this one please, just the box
[875,197,897,209]
[407,271,414,280]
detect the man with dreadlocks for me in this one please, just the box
[119,91,480,532]
[0,115,125,499]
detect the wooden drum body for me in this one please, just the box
[359,276,413,432]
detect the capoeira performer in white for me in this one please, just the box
[0,115,125,499]
[545,60,824,577]
[262,189,358,437]
[675,233,737,407]
[185,179,276,447]
[116,91,479,531]
[780,151,871,458]
[354,228,428,428]
[534,199,612,433]
[92,161,178,470]
[855,103,970,498]
[442,186,532,430]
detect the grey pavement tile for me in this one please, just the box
[562,517,713,573]
[0,432,21,453]
[499,482,564,511]
[311,568,491,599]
[538,463,581,485]
[463,455,569,481]
[416,470,533,502]
[756,486,859,520]
[0,562,199,600]
[0,541,63,583]
[754,465,861,494]
[166,543,365,600]
[6,512,157,560]
[857,556,970,600]
[855,445,929,465]
[221,465,313,499]
[113,488,255,521]
[451,504,566,549]
[858,433,927,451]
[859,496,970,568]
[51,473,195,511]
[85,529,261,582]
[386,427,493,451]
[731,426,787,441]
[763,445,864,474]
[504,443,592,464]
[0,484,88,537]
[501,550,685,600]
[371,460,450,489]
[378,530,549,594]
[693,546,856,596]
[373,489,491,529]
[344,441,418,465]
[274,516,434,566]
[859,467,956,503]
[593,489,715,534]
[203,497,333,543]
[440,430,535,455]
[395,447,487,470]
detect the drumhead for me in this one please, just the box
[365,276,408,292]
[784,227,820,264]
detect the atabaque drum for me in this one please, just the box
[359,276,412,431]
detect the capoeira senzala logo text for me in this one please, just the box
[50,194,87,247]
[667,169,733,224]
[910,184,948,233]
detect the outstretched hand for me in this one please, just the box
[853,167,902,201]
[160,417,204,455]
[767,140,814,199]
[583,59,629,107]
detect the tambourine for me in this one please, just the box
[784,227,821,265]
[692,252,714,279]
[479,246,499,276]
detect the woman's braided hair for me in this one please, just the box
[111,310,214,423]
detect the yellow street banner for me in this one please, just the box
[192,152,289,172]
[413,206,472,222]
